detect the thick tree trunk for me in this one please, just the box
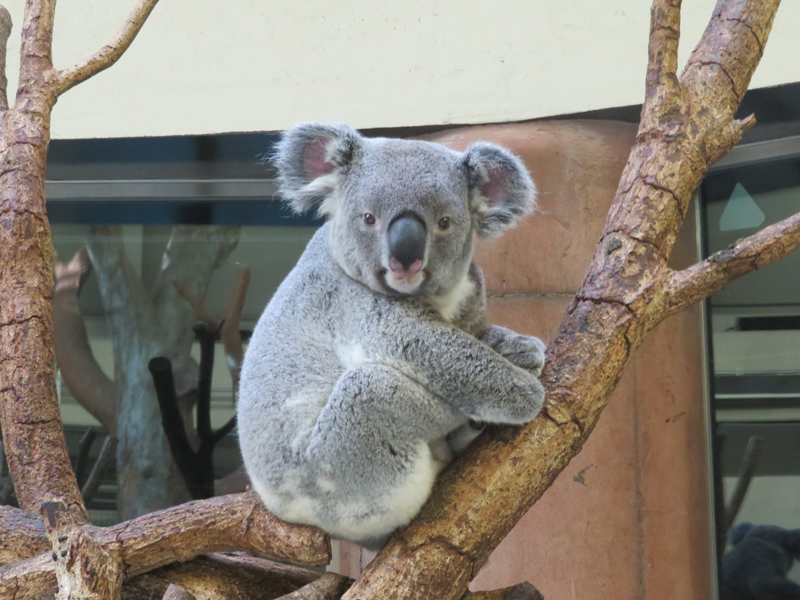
[0,2,88,525]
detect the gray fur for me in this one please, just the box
[238,123,545,549]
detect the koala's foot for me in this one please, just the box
[483,325,547,376]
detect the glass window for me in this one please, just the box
[701,141,800,596]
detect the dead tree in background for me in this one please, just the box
[0,0,798,599]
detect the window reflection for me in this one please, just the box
[702,155,800,598]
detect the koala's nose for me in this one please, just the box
[387,216,426,272]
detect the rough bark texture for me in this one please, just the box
[0,491,330,599]
[342,1,790,598]
[0,0,88,525]
[122,554,326,600]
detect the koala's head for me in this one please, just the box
[275,122,536,298]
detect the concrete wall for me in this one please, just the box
[338,120,713,599]
[1,0,798,138]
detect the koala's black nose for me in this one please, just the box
[387,216,426,272]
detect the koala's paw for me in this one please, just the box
[487,330,547,376]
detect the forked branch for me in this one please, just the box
[0,491,330,598]
[54,0,161,95]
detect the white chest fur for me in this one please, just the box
[429,274,475,322]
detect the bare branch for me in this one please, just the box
[20,0,56,67]
[657,209,800,320]
[53,248,119,434]
[81,435,118,503]
[125,553,327,600]
[640,0,683,134]
[0,6,12,112]
[54,0,161,95]
[0,491,330,598]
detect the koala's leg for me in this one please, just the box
[306,362,462,545]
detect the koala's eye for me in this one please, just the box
[363,213,376,226]
[437,216,451,230]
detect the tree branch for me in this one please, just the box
[0,6,12,112]
[54,0,161,95]
[0,505,48,565]
[723,435,762,532]
[342,1,784,598]
[20,0,56,68]
[0,491,330,598]
[656,209,800,320]
[53,248,119,435]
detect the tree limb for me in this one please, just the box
[20,0,56,70]
[0,491,330,599]
[53,248,119,435]
[0,505,48,565]
[54,0,161,95]
[342,1,784,598]
[0,6,12,112]
[123,553,327,600]
[655,210,800,320]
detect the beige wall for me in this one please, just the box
[1,0,798,139]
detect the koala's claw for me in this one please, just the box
[484,327,547,376]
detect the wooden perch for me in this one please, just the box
[342,1,788,598]
[124,553,329,600]
[0,491,330,599]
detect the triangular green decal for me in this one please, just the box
[720,183,765,232]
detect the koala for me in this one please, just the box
[720,523,800,600]
[237,122,546,549]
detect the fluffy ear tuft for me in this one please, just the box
[463,142,537,237]
[274,122,363,216]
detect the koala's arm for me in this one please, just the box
[481,325,547,377]
[367,309,545,424]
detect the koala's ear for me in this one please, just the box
[463,142,537,237]
[274,122,363,217]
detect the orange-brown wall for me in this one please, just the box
[340,120,713,600]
